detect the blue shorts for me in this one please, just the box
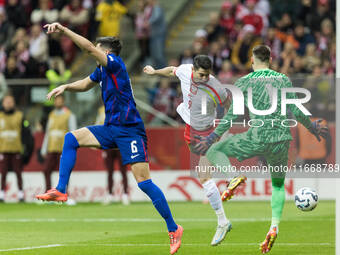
[87,122,148,165]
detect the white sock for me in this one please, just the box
[202,179,228,226]
[0,190,4,200]
[18,190,24,200]
[270,218,280,233]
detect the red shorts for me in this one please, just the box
[184,124,215,145]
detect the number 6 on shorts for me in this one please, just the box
[131,140,138,153]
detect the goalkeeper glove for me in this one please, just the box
[308,119,329,142]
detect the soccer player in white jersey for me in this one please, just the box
[144,55,246,246]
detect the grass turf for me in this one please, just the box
[0,201,335,255]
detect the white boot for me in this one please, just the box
[18,190,25,202]
[0,190,4,202]
[66,198,77,206]
[102,193,115,205]
[121,193,130,205]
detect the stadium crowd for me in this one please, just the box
[147,0,336,124]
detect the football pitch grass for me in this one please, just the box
[0,201,335,255]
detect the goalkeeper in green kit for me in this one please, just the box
[194,45,329,253]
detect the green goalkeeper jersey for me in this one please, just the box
[215,68,312,143]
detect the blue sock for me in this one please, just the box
[138,179,177,232]
[56,132,79,193]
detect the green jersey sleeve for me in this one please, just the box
[285,77,312,129]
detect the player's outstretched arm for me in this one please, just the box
[143,65,176,77]
[44,23,107,67]
[46,77,97,100]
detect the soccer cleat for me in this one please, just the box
[260,226,278,254]
[211,222,232,246]
[121,193,130,205]
[0,190,4,202]
[18,190,25,203]
[65,198,77,206]
[35,188,68,202]
[221,175,247,202]
[169,224,183,254]
[102,193,115,205]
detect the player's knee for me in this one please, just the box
[199,177,210,184]
[132,163,150,182]
[63,132,79,149]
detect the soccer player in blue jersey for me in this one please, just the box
[35,23,183,254]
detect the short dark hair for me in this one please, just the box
[252,45,271,63]
[96,37,122,56]
[193,55,212,70]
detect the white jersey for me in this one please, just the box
[174,64,228,131]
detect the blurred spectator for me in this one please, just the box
[5,0,28,28]
[263,27,281,60]
[0,7,15,49]
[4,56,21,78]
[275,13,293,33]
[0,46,6,72]
[216,35,231,60]
[270,0,299,27]
[51,0,69,10]
[292,56,308,75]
[279,42,297,75]
[219,2,234,35]
[29,24,49,63]
[194,29,208,48]
[233,0,248,21]
[192,41,205,57]
[149,78,173,124]
[308,0,335,33]
[231,24,261,73]
[147,0,166,69]
[135,0,152,65]
[60,0,89,36]
[208,41,223,74]
[0,72,8,102]
[96,0,128,37]
[9,28,29,52]
[278,21,315,56]
[31,0,59,25]
[179,48,193,65]
[14,41,30,75]
[0,94,34,202]
[228,19,243,44]
[40,95,76,191]
[241,0,264,35]
[169,85,183,122]
[254,0,270,18]
[218,60,233,84]
[205,12,224,43]
[48,33,65,72]
[303,43,320,73]
[39,59,71,131]
[317,18,334,59]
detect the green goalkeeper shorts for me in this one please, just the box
[208,131,291,168]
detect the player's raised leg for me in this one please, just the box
[131,162,183,254]
[36,127,100,202]
[206,136,247,202]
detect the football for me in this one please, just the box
[295,187,319,211]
